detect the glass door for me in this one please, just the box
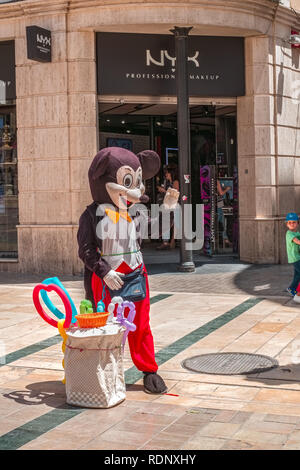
[195,105,238,257]
[215,107,238,254]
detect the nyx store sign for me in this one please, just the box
[26,26,51,62]
[96,33,245,97]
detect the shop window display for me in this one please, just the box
[0,108,18,258]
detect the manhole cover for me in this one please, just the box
[182,352,278,375]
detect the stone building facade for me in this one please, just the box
[0,0,299,273]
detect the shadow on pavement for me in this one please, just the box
[3,381,66,408]
[233,264,287,294]
[245,363,300,386]
[233,263,297,304]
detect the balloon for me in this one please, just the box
[33,283,72,329]
[80,300,93,314]
[57,319,67,384]
[116,300,136,351]
[97,301,105,313]
[40,277,78,324]
[107,296,123,323]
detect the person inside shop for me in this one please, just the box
[156,165,179,250]
[217,179,231,248]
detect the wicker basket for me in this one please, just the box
[75,312,109,328]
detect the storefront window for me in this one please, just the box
[99,103,239,257]
[0,106,18,258]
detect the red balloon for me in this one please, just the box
[33,283,72,329]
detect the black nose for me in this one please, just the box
[139,194,149,204]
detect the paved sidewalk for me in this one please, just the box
[0,256,300,450]
[0,247,293,299]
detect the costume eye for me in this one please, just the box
[136,174,142,187]
[123,173,133,188]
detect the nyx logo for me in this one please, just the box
[0,81,11,88]
[37,34,51,47]
[146,49,199,68]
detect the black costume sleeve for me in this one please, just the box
[77,209,112,305]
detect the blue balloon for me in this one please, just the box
[97,301,105,312]
[41,277,78,324]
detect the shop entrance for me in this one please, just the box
[98,102,238,257]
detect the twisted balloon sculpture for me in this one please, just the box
[107,297,136,351]
[116,301,136,352]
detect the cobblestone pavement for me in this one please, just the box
[0,251,300,450]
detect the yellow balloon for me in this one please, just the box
[58,319,67,342]
[57,319,67,384]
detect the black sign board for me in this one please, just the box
[26,26,51,62]
[97,33,245,97]
[0,41,16,102]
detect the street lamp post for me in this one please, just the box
[171,26,195,272]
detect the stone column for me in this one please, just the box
[67,30,98,274]
[16,13,97,273]
[237,27,299,264]
[237,35,275,263]
[275,28,300,263]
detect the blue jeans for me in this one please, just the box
[217,207,228,241]
[289,260,300,290]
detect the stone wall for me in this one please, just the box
[10,6,97,273]
[291,0,300,11]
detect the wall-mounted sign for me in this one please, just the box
[96,33,245,97]
[106,137,133,150]
[0,41,16,103]
[26,26,51,62]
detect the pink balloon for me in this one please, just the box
[33,283,72,329]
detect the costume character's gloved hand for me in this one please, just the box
[163,188,180,210]
[143,372,168,394]
[103,270,125,290]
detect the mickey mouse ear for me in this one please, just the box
[137,150,161,180]
[88,148,111,180]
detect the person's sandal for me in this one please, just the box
[156,243,170,250]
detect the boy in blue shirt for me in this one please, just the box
[285,212,300,296]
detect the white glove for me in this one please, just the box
[163,188,180,210]
[103,270,125,290]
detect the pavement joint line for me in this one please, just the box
[0,336,62,368]
[0,295,263,450]
[0,294,172,367]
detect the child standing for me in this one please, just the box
[286,212,300,296]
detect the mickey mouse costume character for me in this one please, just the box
[77,147,179,394]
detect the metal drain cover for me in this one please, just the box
[182,352,278,376]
